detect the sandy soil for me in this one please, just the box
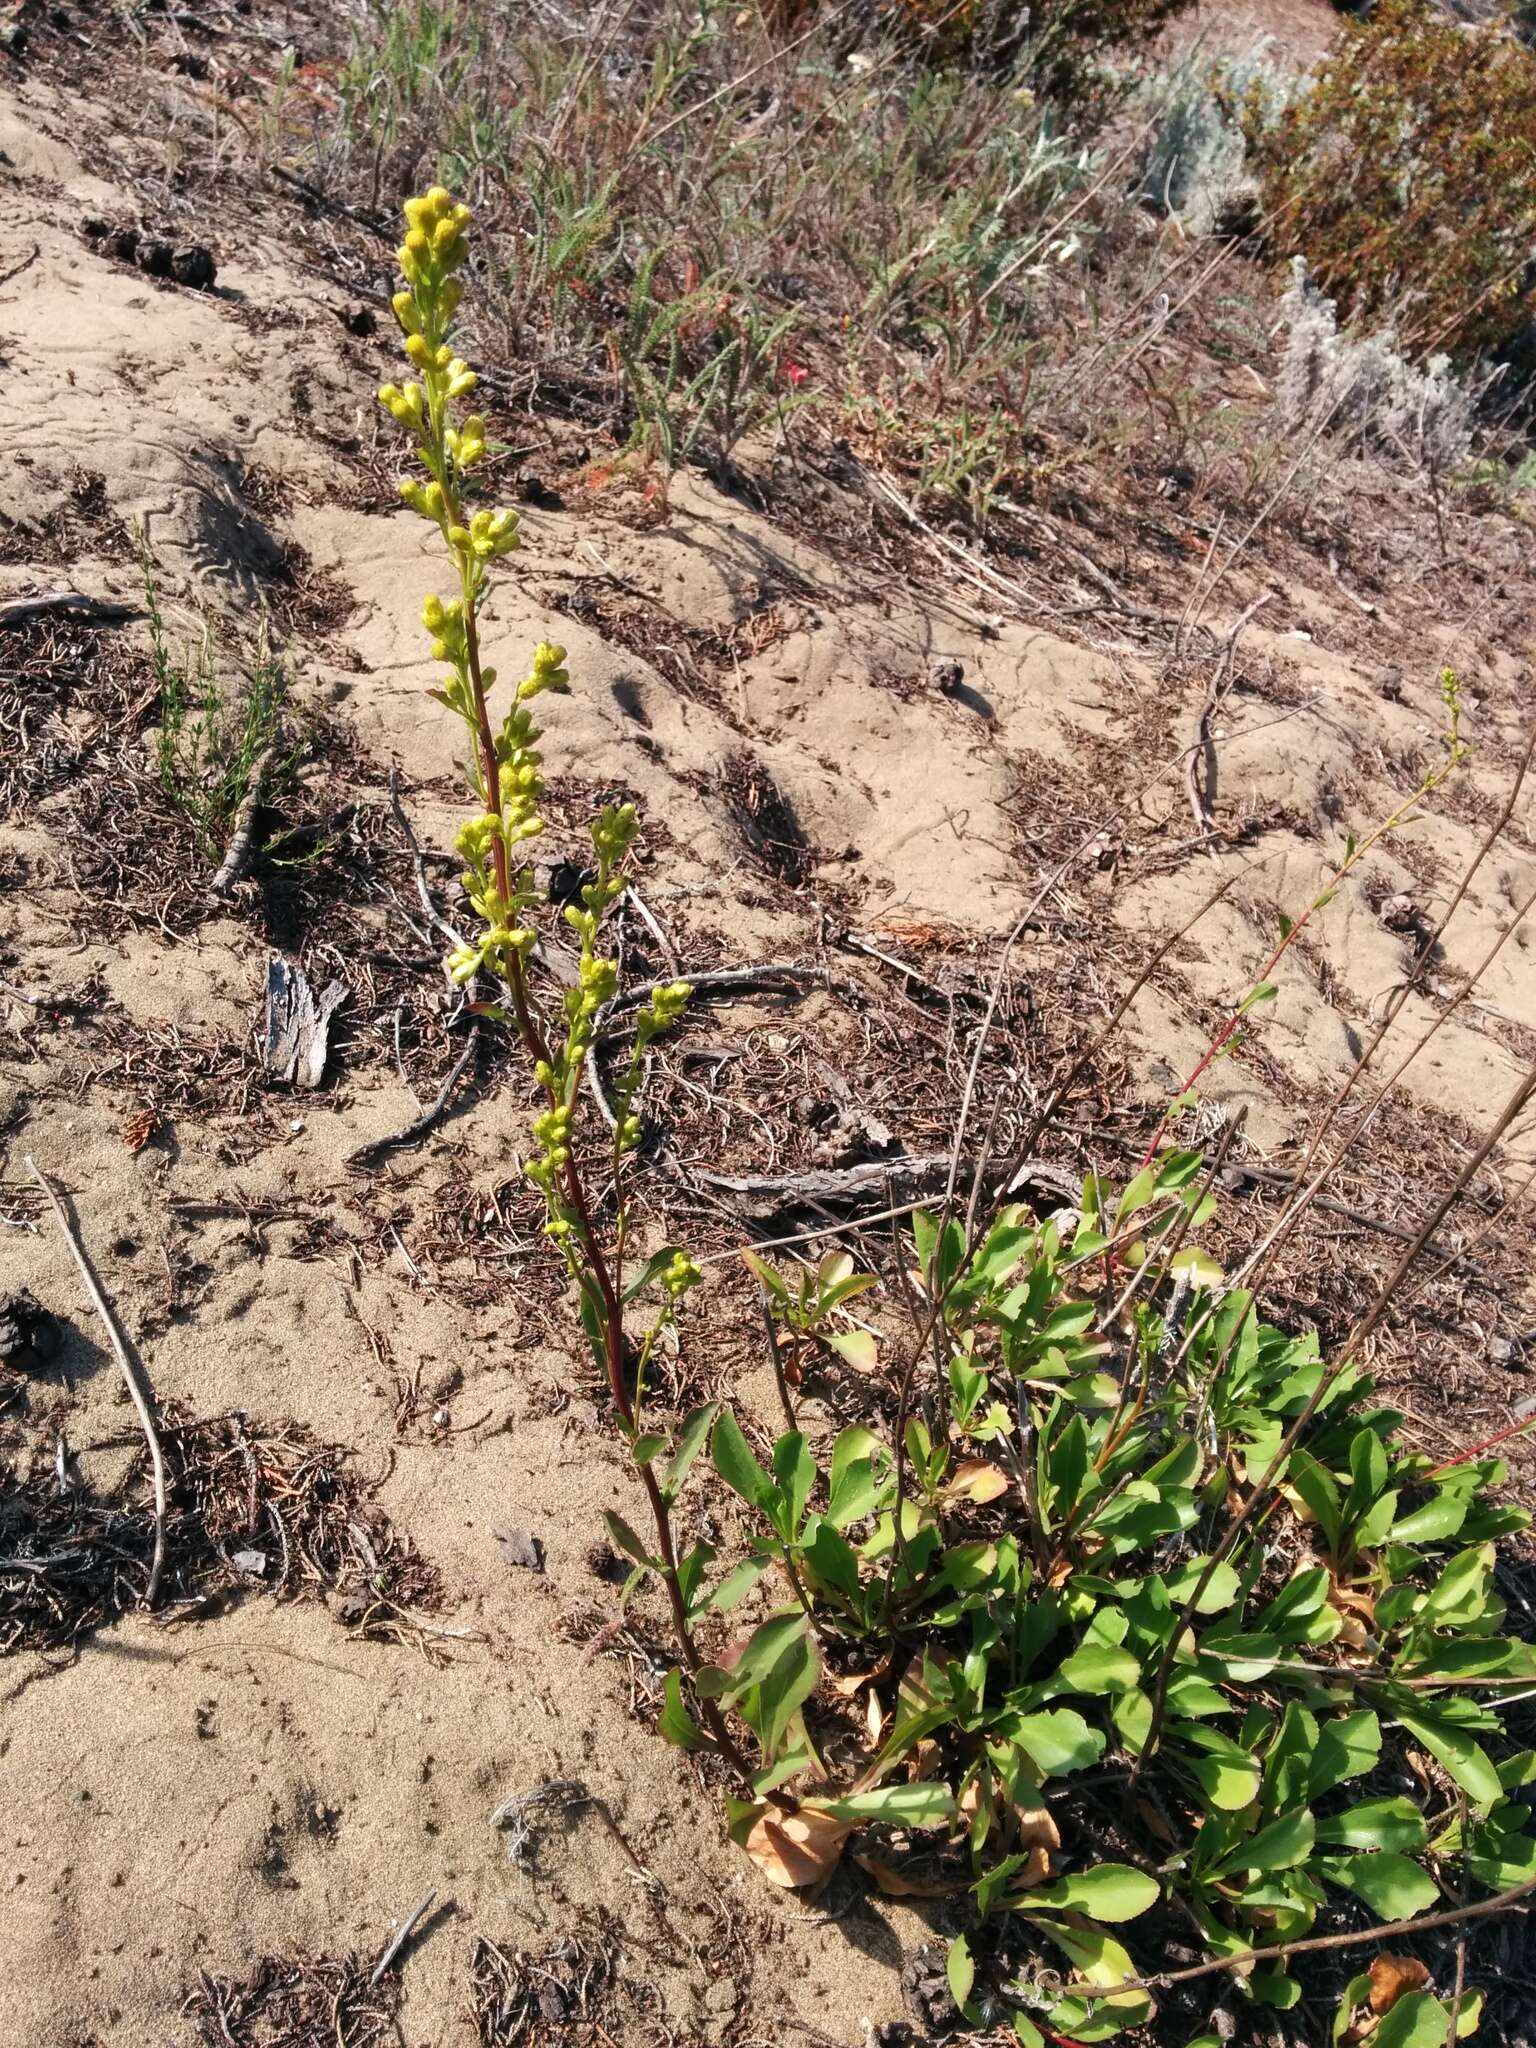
[4,13,1536,2045]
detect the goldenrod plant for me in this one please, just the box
[385,193,1536,2039]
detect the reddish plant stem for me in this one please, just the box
[1426,1413,1536,1480]
[459,602,759,1795]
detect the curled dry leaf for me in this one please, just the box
[854,1851,963,1899]
[1367,1955,1433,2015]
[744,1806,852,1890]
[1014,1803,1062,1854]
[830,1652,893,1698]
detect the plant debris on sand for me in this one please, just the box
[0,1408,440,1656]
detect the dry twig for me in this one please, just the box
[25,1156,167,1606]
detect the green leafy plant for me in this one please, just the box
[384,188,1536,2041]
[137,530,289,862]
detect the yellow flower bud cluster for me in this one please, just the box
[398,185,472,291]
[661,1250,702,1301]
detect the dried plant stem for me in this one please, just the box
[1077,1874,1536,2000]
[27,1157,167,1606]
[1237,720,1536,1299]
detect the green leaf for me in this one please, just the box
[631,1433,667,1466]
[772,1432,816,1530]
[1163,1557,1240,1614]
[1310,1710,1382,1798]
[1317,1852,1438,1918]
[1375,1993,1466,2048]
[1055,1644,1142,1695]
[827,1329,879,1372]
[712,1409,776,1513]
[708,1556,769,1611]
[1419,1542,1494,1628]
[727,1612,808,1693]
[602,1510,656,1570]
[1287,1449,1343,1552]
[1009,1708,1106,1778]
[664,1402,718,1499]
[802,1519,861,1601]
[1315,1797,1427,1853]
[1015,2020,1046,2048]
[1215,1806,1314,1876]
[1392,1700,1503,1809]
[812,1783,956,1825]
[1026,1864,1159,1923]
[1392,1488,1472,1544]
[946,1935,975,2015]
[1169,1246,1224,1289]
[1029,1918,1136,1989]
[658,1668,700,1750]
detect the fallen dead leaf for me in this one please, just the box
[744,1806,852,1889]
[496,1526,546,1572]
[945,1457,1009,1504]
[1367,1955,1432,2015]
[854,1851,962,1898]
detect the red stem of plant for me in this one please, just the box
[1426,1413,1536,1480]
[462,597,760,1794]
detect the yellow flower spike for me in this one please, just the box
[391,291,421,333]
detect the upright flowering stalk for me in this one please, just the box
[380,190,755,1786]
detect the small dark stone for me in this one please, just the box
[50,6,71,26]
[0,1290,62,1374]
[170,243,216,289]
[170,48,210,78]
[929,656,964,696]
[339,300,376,337]
[107,225,139,263]
[0,21,30,55]
[1377,665,1404,701]
[135,238,173,278]
[81,216,109,242]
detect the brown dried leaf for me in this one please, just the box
[744,1806,852,1890]
[1013,1803,1062,1853]
[854,1852,962,1899]
[1007,1843,1053,1889]
[1367,1955,1432,2015]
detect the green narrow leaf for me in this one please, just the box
[658,1668,700,1750]
[1215,1806,1314,1876]
[664,1402,719,1499]
[1392,1701,1503,1809]
[1315,1797,1427,1853]
[1025,1864,1159,1923]
[602,1510,656,1570]
[712,1408,777,1513]
[946,1934,975,2014]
